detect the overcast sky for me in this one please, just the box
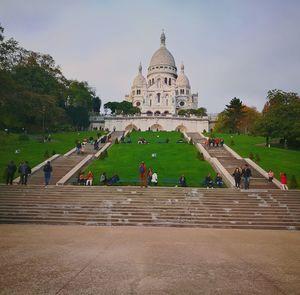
[1,0,300,113]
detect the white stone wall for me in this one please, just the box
[90,116,209,133]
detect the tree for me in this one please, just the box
[93,96,101,113]
[104,101,140,115]
[178,108,207,117]
[223,97,245,133]
[256,89,300,146]
[66,106,90,129]
[0,24,98,131]
[239,106,261,134]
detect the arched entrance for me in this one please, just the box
[154,111,161,116]
[125,123,138,131]
[176,124,187,132]
[150,124,163,131]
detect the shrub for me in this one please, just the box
[44,150,50,158]
[52,150,56,155]
[115,138,119,144]
[230,139,235,146]
[189,138,193,145]
[255,154,261,162]
[290,175,298,189]
[18,134,29,141]
[99,149,108,160]
[249,152,254,160]
[197,151,204,161]
[180,132,184,138]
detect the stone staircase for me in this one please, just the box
[28,131,123,185]
[0,185,299,230]
[187,132,277,190]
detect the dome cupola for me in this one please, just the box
[176,63,190,89]
[132,63,146,88]
[148,31,177,73]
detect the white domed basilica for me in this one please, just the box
[125,31,198,115]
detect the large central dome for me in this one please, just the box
[149,31,176,68]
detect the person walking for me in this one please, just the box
[280,172,288,190]
[242,164,252,189]
[139,161,147,188]
[6,161,17,185]
[19,161,31,185]
[43,161,52,187]
[232,167,241,188]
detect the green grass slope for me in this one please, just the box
[86,131,215,187]
[0,131,103,182]
[212,133,300,188]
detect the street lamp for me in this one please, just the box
[42,106,46,134]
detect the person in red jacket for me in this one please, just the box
[280,172,288,190]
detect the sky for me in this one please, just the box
[1,0,300,113]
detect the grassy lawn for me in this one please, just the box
[0,131,104,182]
[86,131,215,187]
[210,133,300,188]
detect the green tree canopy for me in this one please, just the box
[255,89,300,146]
[0,24,100,131]
[177,108,207,117]
[104,101,140,115]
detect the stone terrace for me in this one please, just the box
[0,185,299,230]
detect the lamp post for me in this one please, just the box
[42,106,46,134]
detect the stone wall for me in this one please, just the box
[90,116,210,133]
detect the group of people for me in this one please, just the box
[270,170,289,190]
[205,137,224,148]
[204,173,224,188]
[5,160,31,185]
[232,164,252,189]
[77,171,120,186]
[139,162,158,187]
[5,160,52,187]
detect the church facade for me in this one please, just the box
[125,31,198,115]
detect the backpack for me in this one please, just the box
[139,165,145,174]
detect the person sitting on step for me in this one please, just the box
[86,171,94,186]
[205,173,214,189]
[151,172,158,186]
[100,172,107,185]
[179,175,187,187]
[78,172,86,185]
[215,173,223,188]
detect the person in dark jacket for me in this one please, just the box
[179,175,187,187]
[6,161,17,185]
[215,173,223,188]
[232,167,241,188]
[43,161,53,186]
[242,164,252,189]
[19,161,31,185]
[205,173,214,189]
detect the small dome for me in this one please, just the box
[149,31,176,68]
[176,64,190,88]
[132,63,146,88]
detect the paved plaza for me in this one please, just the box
[0,225,299,295]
